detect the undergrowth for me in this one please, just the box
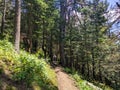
[64,67,113,90]
[0,40,58,90]
[64,68,93,90]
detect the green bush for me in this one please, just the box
[35,49,45,58]
[0,40,58,90]
[72,73,93,90]
[13,53,36,85]
[64,67,94,90]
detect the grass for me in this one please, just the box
[91,81,113,90]
[64,67,93,90]
[0,40,58,90]
[72,73,93,90]
[64,67,113,90]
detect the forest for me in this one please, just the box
[0,0,120,90]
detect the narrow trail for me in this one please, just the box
[55,67,79,90]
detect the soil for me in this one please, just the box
[0,73,32,90]
[0,66,79,90]
[55,67,79,90]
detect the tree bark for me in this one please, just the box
[14,0,21,53]
[27,15,33,53]
[49,29,53,61]
[91,47,95,79]
[42,19,47,59]
[1,0,6,34]
[59,0,66,66]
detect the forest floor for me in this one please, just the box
[0,73,31,90]
[55,67,79,90]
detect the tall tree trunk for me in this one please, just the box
[27,15,33,53]
[42,19,47,59]
[91,47,95,79]
[87,60,90,78]
[98,59,102,81]
[26,5,34,53]
[81,63,85,75]
[14,0,21,53]
[49,29,53,61]
[59,0,66,66]
[1,0,6,34]
[68,25,72,67]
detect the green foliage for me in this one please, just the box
[64,67,72,73]
[0,40,13,51]
[64,1,119,89]
[0,40,58,90]
[13,52,36,85]
[64,67,76,74]
[64,67,113,90]
[0,0,119,89]
[72,73,93,90]
[91,81,113,90]
[36,0,48,9]
[0,68,3,74]
[64,68,94,90]
[35,49,45,58]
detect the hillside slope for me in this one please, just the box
[0,40,58,90]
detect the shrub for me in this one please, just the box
[0,40,58,90]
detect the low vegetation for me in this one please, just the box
[64,67,93,90]
[0,0,120,89]
[0,40,58,90]
[64,67,113,90]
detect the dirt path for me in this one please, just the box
[55,67,79,90]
